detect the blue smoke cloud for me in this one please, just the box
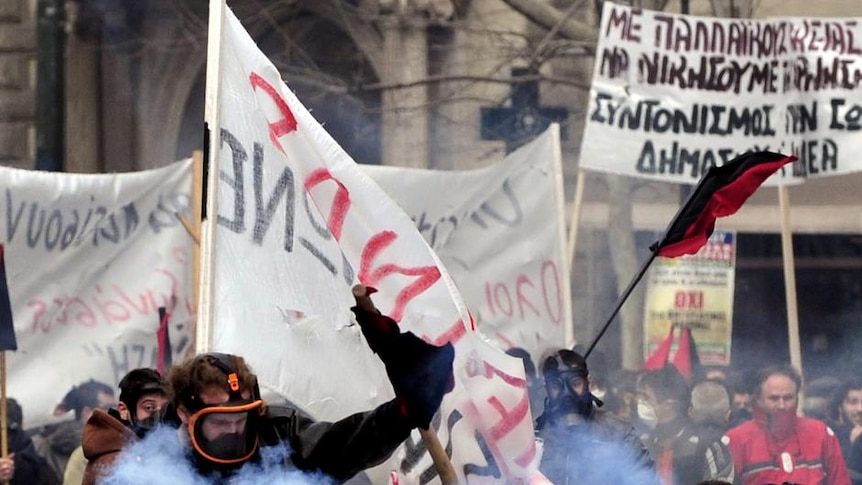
[102,426,331,484]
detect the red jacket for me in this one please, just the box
[724,416,850,485]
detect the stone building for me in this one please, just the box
[3,0,861,371]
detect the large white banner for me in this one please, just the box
[362,126,572,365]
[580,3,862,184]
[207,6,543,484]
[2,161,195,428]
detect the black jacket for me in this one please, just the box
[8,427,51,485]
[261,399,412,481]
[537,408,658,485]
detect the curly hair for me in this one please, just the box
[168,353,259,411]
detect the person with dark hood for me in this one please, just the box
[103,286,454,483]
[723,364,850,485]
[0,398,51,484]
[32,379,114,485]
[638,366,735,485]
[827,376,862,484]
[80,368,170,485]
[535,349,657,484]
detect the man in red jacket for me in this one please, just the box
[724,365,850,485]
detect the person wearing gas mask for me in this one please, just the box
[637,365,734,485]
[535,349,657,485]
[724,365,850,485]
[80,368,170,485]
[103,286,454,483]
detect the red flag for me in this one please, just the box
[655,151,795,258]
[672,326,693,380]
[642,326,674,371]
[0,245,17,351]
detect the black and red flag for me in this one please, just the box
[653,151,796,258]
[585,151,794,358]
[0,245,17,351]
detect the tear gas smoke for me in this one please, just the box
[102,426,333,484]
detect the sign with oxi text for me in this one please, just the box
[580,3,862,185]
[362,125,572,365]
[208,6,544,484]
[644,231,736,365]
[1,161,195,428]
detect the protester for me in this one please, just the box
[827,376,862,484]
[81,368,170,485]
[32,379,114,485]
[103,288,454,482]
[535,349,657,484]
[0,398,51,484]
[724,364,850,485]
[727,374,754,429]
[637,366,735,485]
[689,378,732,441]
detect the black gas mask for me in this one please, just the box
[541,350,602,425]
[182,353,264,473]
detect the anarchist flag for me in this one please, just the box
[642,324,700,380]
[654,151,796,258]
[0,245,17,351]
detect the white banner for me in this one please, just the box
[1,161,195,428]
[362,126,572,365]
[580,4,862,185]
[207,6,543,484]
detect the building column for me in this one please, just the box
[0,0,37,170]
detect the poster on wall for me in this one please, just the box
[644,231,736,365]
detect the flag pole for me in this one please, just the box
[778,186,803,375]
[584,172,706,359]
[197,0,226,353]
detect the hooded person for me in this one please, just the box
[80,368,170,485]
[535,349,657,485]
[103,287,455,483]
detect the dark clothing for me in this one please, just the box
[82,409,137,485]
[831,422,862,485]
[641,416,735,485]
[7,426,51,485]
[31,419,82,485]
[105,399,412,483]
[536,408,658,485]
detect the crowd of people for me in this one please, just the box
[528,345,861,485]
[1,291,859,484]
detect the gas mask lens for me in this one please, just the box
[188,400,263,464]
[545,371,586,398]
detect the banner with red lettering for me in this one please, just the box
[362,125,572,365]
[580,3,862,184]
[0,161,195,427]
[206,6,543,484]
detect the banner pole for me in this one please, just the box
[197,0,226,353]
[549,125,574,349]
[0,352,7,485]
[191,150,204,318]
[566,170,585,275]
[778,186,803,375]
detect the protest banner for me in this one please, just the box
[644,231,736,365]
[362,125,573,362]
[580,3,862,185]
[0,161,194,427]
[199,3,544,483]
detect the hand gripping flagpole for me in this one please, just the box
[583,151,796,359]
[352,285,458,485]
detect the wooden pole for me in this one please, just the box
[778,186,803,375]
[190,150,204,315]
[1,352,8,485]
[565,170,585,349]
